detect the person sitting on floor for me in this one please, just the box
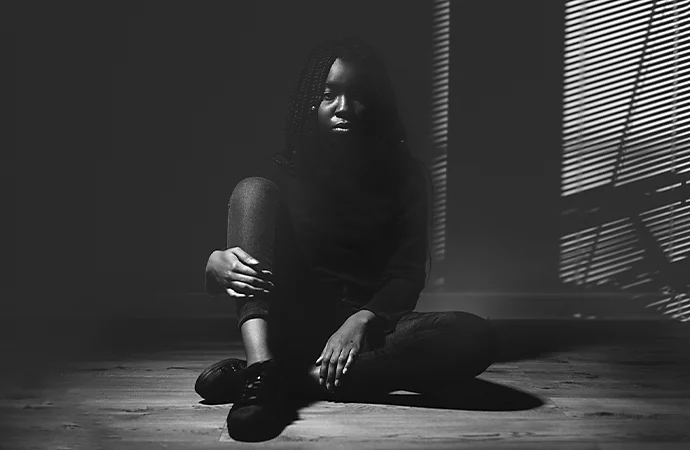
[197,36,498,442]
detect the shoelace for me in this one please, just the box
[239,367,274,403]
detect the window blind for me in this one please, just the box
[427,0,449,291]
[560,0,690,321]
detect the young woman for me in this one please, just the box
[198,37,498,441]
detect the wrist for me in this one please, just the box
[349,309,377,326]
[205,251,224,280]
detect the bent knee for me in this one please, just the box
[230,177,280,206]
[435,311,493,338]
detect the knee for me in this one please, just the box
[434,311,489,332]
[438,312,495,346]
[229,177,280,208]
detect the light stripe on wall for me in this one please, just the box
[560,0,690,321]
[429,0,449,290]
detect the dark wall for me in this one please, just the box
[7,1,566,316]
[447,0,566,292]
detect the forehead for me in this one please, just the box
[324,58,366,87]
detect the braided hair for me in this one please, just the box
[272,36,435,288]
[272,37,406,170]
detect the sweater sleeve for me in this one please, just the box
[358,159,429,334]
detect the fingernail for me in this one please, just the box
[343,368,347,374]
[250,259,259,264]
[335,380,340,387]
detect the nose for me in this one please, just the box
[335,94,352,115]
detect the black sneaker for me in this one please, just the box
[195,358,247,403]
[227,359,286,442]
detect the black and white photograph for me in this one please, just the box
[2,0,689,448]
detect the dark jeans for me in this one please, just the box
[227,176,498,395]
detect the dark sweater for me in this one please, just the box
[212,152,429,334]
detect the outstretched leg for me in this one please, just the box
[339,311,498,396]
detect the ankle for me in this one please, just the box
[246,356,274,367]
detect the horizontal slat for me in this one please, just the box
[567,0,689,33]
[565,18,651,54]
[563,134,624,159]
[566,0,653,19]
[636,70,690,99]
[562,37,687,80]
[564,128,690,171]
[625,110,690,140]
[563,100,632,135]
[561,186,690,235]
[560,228,636,256]
[617,150,690,182]
[561,250,645,277]
[563,29,690,79]
[646,210,690,232]
[563,56,690,110]
[563,44,689,95]
[563,104,688,146]
[562,242,642,270]
[566,1,654,32]
[563,93,689,140]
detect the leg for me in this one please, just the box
[228,176,321,364]
[226,176,286,366]
[341,311,499,396]
[222,177,309,440]
[196,176,286,402]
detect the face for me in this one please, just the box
[317,58,370,136]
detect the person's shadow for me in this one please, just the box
[201,378,542,442]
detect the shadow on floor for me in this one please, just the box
[490,319,673,363]
[196,378,543,442]
[200,377,543,412]
[340,378,545,411]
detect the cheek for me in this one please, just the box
[317,106,330,125]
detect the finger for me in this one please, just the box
[319,348,332,386]
[334,350,350,388]
[315,346,326,366]
[229,280,271,295]
[315,352,324,366]
[229,248,275,279]
[326,354,339,390]
[230,247,260,266]
[342,349,358,375]
[228,263,276,288]
[225,287,254,298]
[228,259,260,278]
[230,272,275,290]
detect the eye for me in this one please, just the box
[322,91,335,101]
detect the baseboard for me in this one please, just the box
[1,288,678,320]
[41,291,673,321]
[414,292,673,320]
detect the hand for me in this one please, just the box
[314,313,371,392]
[206,247,275,298]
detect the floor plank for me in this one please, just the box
[1,317,688,449]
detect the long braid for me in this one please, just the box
[272,37,434,288]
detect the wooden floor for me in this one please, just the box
[1,316,689,449]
